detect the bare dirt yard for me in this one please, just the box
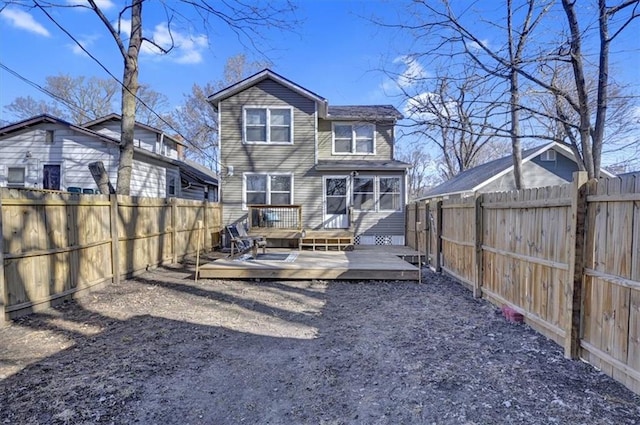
[1,255,639,424]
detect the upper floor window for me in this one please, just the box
[333,123,375,154]
[244,107,293,144]
[45,130,54,144]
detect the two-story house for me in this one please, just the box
[0,114,218,201]
[208,69,410,246]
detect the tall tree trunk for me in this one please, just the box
[561,0,596,179]
[507,0,523,189]
[593,0,610,179]
[510,69,523,189]
[115,0,143,195]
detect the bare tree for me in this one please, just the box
[3,73,170,126]
[382,0,639,182]
[172,54,270,171]
[396,147,439,199]
[4,95,68,122]
[401,63,510,179]
[30,0,297,194]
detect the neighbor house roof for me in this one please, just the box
[327,105,403,121]
[208,69,329,117]
[178,159,218,186]
[418,142,613,200]
[0,114,121,145]
[83,113,185,146]
[316,159,411,172]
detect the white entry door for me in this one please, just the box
[323,176,349,229]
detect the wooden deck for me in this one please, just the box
[198,246,421,281]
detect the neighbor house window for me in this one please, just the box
[167,175,177,197]
[243,173,293,209]
[379,177,401,211]
[45,130,54,144]
[333,123,375,154]
[244,107,292,144]
[7,167,25,187]
[353,177,375,211]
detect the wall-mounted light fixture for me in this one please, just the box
[25,151,32,159]
[350,170,359,177]
[226,165,234,177]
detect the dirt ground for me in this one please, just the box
[1,255,639,424]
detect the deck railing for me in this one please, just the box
[248,204,302,230]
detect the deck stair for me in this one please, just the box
[299,230,354,251]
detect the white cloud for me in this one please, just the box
[404,91,458,122]
[118,20,208,65]
[379,55,429,96]
[394,56,428,88]
[0,8,50,37]
[68,35,99,56]
[66,0,115,9]
[468,38,490,51]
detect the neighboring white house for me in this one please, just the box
[0,114,218,201]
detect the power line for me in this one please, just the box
[30,0,222,170]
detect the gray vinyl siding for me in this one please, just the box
[0,123,182,198]
[219,79,323,227]
[351,171,406,238]
[317,119,395,160]
[482,153,578,192]
[89,122,179,159]
[0,124,119,191]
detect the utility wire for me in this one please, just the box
[31,0,222,170]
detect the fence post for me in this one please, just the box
[564,171,589,359]
[203,201,210,251]
[171,198,178,264]
[473,193,484,298]
[436,200,443,273]
[0,193,6,324]
[109,194,121,286]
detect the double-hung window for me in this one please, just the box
[379,177,401,211]
[351,176,402,212]
[243,173,293,209]
[353,177,375,211]
[333,123,375,154]
[244,107,292,144]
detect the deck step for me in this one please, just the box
[299,236,354,251]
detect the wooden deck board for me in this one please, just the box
[198,248,420,280]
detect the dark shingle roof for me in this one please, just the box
[327,105,403,120]
[316,159,411,171]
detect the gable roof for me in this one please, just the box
[0,114,120,145]
[208,69,329,117]
[327,105,403,121]
[83,113,185,146]
[418,142,613,200]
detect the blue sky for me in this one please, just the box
[0,0,409,120]
[0,0,638,168]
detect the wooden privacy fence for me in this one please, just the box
[0,189,221,320]
[407,172,640,395]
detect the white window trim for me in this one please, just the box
[351,175,403,212]
[242,106,294,145]
[378,176,403,212]
[242,172,294,210]
[331,122,376,155]
[7,166,26,187]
